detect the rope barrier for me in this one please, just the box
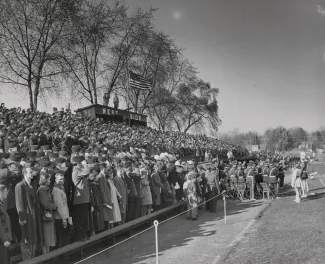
[74,192,224,263]
[74,225,155,264]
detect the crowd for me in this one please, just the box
[0,105,248,263]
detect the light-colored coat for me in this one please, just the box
[52,185,69,220]
[72,165,90,205]
[140,178,152,206]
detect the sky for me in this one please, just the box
[1,0,325,133]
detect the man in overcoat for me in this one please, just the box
[15,167,38,260]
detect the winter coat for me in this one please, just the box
[52,185,69,220]
[88,181,105,231]
[140,178,153,205]
[97,174,113,222]
[15,180,38,245]
[37,185,57,246]
[72,165,90,205]
[151,172,164,206]
[113,175,128,214]
[124,172,138,198]
[0,183,15,210]
[0,200,12,243]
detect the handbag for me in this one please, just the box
[42,210,54,222]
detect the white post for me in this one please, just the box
[223,195,227,225]
[154,220,159,264]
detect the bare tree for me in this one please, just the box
[146,56,196,130]
[60,0,124,104]
[0,0,78,111]
[104,7,156,106]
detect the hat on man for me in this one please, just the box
[37,158,51,168]
[58,150,68,157]
[71,145,80,153]
[197,164,205,170]
[174,160,183,167]
[30,145,39,151]
[36,151,45,158]
[52,146,60,152]
[55,157,65,164]
[9,152,21,162]
[71,156,84,164]
[41,145,50,151]
[98,156,107,163]
[48,152,59,159]
[20,147,29,154]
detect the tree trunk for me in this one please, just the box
[28,80,34,111]
[33,75,42,112]
[93,78,98,104]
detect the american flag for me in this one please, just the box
[129,71,152,91]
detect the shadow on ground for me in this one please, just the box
[63,199,266,264]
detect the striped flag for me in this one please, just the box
[129,71,152,91]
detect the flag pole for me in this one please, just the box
[126,62,131,127]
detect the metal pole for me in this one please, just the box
[154,220,159,264]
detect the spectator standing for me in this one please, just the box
[123,163,138,221]
[0,199,12,264]
[140,167,153,216]
[301,161,309,198]
[184,171,198,221]
[88,167,105,234]
[107,167,122,225]
[71,157,90,241]
[0,167,22,242]
[113,165,128,224]
[97,167,113,230]
[151,164,165,211]
[15,167,38,260]
[37,171,57,254]
[52,172,71,249]
[291,164,302,203]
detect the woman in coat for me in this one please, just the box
[37,171,57,253]
[107,168,122,225]
[184,171,199,221]
[97,167,113,230]
[151,164,165,211]
[140,167,153,216]
[0,199,12,264]
[52,172,71,249]
[113,165,128,224]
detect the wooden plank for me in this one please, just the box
[20,202,186,264]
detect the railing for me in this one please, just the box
[19,202,187,264]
